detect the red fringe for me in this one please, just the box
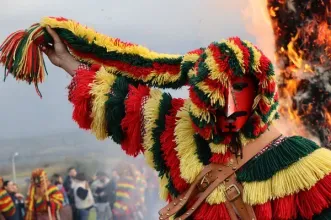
[230,37,250,73]
[254,173,331,219]
[189,87,210,111]
[254,202,272,220]
[256,53,270,81]
[121,85,150,156]
[259,100,271,115]
[192,123,213,140]
[273,195,297,219]
[209,151,231,164]
[68,47,180,78]
[160,98,189,193]
[208,44,233,79]
[192,202,231,220]
[68,65,99,129]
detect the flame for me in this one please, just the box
[242,0,331,146]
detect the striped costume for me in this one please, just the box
[1,17,331,219]
[0,189,15,218]
[25,169,64,220]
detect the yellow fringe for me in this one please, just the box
[196,81,225,107]
[204,48,229,86]
[142,89,163,169]
[90,66,117,140]
[103,66,180,86]
[206,184,227,204]
[243,148,331,205]
[221,39,245,74]
[243,40,262,73]
[159,175,170,201]
[41,17,181,60]
[182,53,200,63]
[174,101,204,183]
[209,143,228,154]
[189,101,212,123]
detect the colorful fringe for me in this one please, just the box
[0,189,15,218]
[0,18,277,147]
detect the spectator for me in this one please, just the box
[72,173,94,220]
[51,174,72,220]
[0,177,16,220]
[3,181,24,220]
[63,167,77,218]
[11,184,25,217]
[51,174,69,205]
[94,171,114,220]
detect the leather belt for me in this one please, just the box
[159,125,281,220]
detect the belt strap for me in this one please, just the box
[159,125,281,220]
[224,174,256,220]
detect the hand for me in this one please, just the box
[15,193,24,199]
[41,26,80,76]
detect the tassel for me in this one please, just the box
[254,202,272,220]
[0,24,46,98]
[121,85,150,156]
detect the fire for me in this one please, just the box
[242,0,331,148]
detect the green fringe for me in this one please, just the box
[237,136,320,182]
[195,134,212,165]
[241,41,255,75]
[151,92,173,177]
[105,76,129,143]
[218,42,243,77]
[53,28,188,89]
[174,205,194,220]
[311,207,331,220]
[166,175,179,198]
[266,62,275,77]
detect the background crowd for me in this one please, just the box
[0,161,161,220]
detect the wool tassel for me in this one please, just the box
[253,202,272,220]
[68,65,98,129]
[0,24,46,97]
[121,85,150,156]
[272,195,297,219]
[192,203,231,220]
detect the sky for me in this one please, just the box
[0,0,273,139]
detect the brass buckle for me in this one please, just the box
[225,184,241,202]
[197,173,211,192]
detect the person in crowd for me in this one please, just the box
[0,177,15,220]
[3,181,24,220]
[63,167,77,219]
[51,174,72,220]
[51,174,69,205]
[94,171,114,220]
[11,184,25,217]
[112,162,140,220]
[25,168,63,220]
[72,173,94,220]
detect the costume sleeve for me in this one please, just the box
[235,136,331,219]
[0,190,15,217]
[47,185,64,214]
[68,64,195,200]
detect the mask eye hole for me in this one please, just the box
[232,82,248,91]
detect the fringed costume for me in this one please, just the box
[1,17,331,219]
[25,169,64,220]
[0,177,15,219]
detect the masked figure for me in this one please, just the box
[25,169,64,220]
[1,17,331,219]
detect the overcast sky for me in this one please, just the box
[0,0,274,139]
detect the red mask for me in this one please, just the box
[218,76,256,132]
